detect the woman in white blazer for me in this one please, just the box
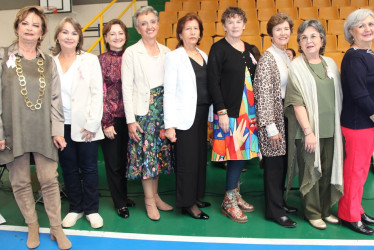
[164,13,211,219]
[122,6,174,221]
[52,17,104,229]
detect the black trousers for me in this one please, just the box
[263,155,287,219]
[175,105,209,207]
[101,117,129,209]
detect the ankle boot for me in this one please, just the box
[26,222,40,249]
[154,193,173,211]
[50,226,72,250]
[145,197,160,221]
[221,191,248,223]
[234,185,254,212]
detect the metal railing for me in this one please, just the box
[82,0,137,53]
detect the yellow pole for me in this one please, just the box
[87,37,103,53]
[100,15,105,53]
[117,0,137,19]
[82,0,117,32]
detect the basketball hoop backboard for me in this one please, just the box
[39,0,72,14]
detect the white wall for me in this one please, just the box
[0,1,147,55]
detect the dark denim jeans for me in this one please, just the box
[225,160,246,191]
[59,125,99,215]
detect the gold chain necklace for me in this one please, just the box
[15,55,46,110]
[305,57,328,80]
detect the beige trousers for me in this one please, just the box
[7,152,62,227]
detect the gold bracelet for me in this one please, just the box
[305,132,312,136]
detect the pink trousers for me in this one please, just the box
[338,126,374,222]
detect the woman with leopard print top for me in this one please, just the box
[253,13,297,228]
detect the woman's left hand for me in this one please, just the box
[80,128,96,142]
[53,136,67,151]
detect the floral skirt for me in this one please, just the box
[127,87,174,180]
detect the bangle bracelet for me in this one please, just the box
[218,112,227,116]
[303,126,311,131]
[217,109,227,114]
[305,132,312,136]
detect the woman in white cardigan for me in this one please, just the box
[164,13,210,219]
[52,17,104,229]
[122,6,174,221]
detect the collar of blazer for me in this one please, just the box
[135,39,169,88]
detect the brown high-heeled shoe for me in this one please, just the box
[50,226,72,250]
[26,221,40,249]
[145,197,160,221]
[154,193,173,211]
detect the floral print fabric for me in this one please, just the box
[98,50,125,129]
[127,87,174,180]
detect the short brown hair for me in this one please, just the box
[267,13,294,37]
[13,6,47,48]
[176,13,204,49]
[103,19,129,51]
[221,7,247,25]
[53,17,84,56]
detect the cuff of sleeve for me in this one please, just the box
[266,123,279,137]
[52,122,64,137]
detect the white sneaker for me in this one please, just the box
[323,214,340,224]
[62,212,84,228]
[86,213,103,229]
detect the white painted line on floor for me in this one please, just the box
[1,225,374,246]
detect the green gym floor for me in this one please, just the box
[1,148,374,244]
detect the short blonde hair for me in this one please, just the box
[13,6,47,48]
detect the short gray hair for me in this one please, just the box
[297,19,326,55]
[133,6,158,28]
[344,9,374,45]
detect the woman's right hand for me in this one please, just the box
[219,114,229,133]
[0,140,5,151]
[104,126,117,140]
[165,128,177,142]
[128,122,143,143]
[305,132,316,153]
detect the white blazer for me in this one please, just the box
[53,52,104,142]
[163,47,208,130]
[122,39,170,124]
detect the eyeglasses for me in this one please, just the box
[299,34,321,43]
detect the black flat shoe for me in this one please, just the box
[117,207,130,218]
[361,213,374,226]
[342,220,374,235]
[126,199,136,207]
[196,200,211,208]
[182,207,209,219]
[273,216,297,228]
[282,205,298,214]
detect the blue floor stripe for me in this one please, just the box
[1,230,373,250]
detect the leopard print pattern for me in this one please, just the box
[253,51,286,157]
